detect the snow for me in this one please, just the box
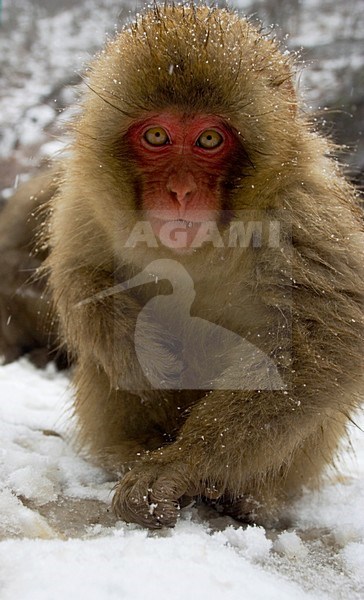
[236,0,364,105]
[0,528,314,600]
[273,531,309,559]
[0,359,363,599]
[17,105,57,147]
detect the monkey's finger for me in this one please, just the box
[142,463,195,526]
[112,468,157,528]
[112,466,180,529]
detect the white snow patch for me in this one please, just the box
[341,542,364,575]
[215,524,272,561]
[0,528,311,600]
[274,531,308,559]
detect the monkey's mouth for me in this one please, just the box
[147,214,218,251]
[173,218,199,228]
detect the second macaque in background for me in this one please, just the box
[0,172,63,366]
[2,3,364,529]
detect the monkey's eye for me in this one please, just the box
[196,129,223,149]
[144,127,169,146]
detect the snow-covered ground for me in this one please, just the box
[0,359,363,599]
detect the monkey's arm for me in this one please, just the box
[112,370,354,529]
[49,262,184,390]
[112,264,364,528]
[48,263,143,387]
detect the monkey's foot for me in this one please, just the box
[112,461,203,529]
[209,493,282,528]
[210,494,261,524]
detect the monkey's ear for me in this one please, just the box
[272,71,297,115]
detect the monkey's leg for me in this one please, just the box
[73,363,191,474]
[112,383,357,529]
[280,413,348,494]
[48,267,195,471]
[214,412,349,526]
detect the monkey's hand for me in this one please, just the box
[111,386,319,529]
[112,457,216,529]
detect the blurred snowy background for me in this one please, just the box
[0,0,363,200]
[0,2,363,599]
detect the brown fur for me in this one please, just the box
[0,171,64,366]
[40,4,364,527]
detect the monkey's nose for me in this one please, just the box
[167,172,197,208]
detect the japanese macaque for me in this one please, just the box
[5,3,364,529]
[0,172,63,366]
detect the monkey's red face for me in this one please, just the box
[126,113,239,248]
